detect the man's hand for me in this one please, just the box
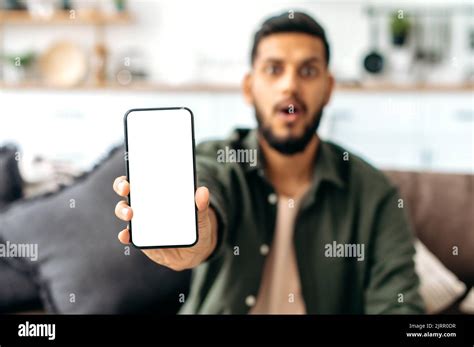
[113,176,218,271]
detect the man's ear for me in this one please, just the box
[323,72,335,106]
[242,72,253,105]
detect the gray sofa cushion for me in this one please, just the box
[0,258,41,313]
[0,144,39,312]
[0,145,190,313]
[0,144,23,209]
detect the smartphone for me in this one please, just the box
[123,107,198,248]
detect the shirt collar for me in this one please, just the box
[239,128,346,190]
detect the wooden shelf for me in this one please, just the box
[335,82,474,93]
[0,9,132,25]
[0,81,473,93]
[0,81,241,93]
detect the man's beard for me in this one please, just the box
[255,106,323,155]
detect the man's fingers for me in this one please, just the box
[113,176,130,197]
[118,228,130,244]
[195,186,210,212]
[115,200,133,221]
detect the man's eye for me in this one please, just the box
[265,65,282,75]
[300,66,318,77]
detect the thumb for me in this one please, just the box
[195,186,210,212]
[195,186,211,231]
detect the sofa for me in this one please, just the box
[0,143,472,314]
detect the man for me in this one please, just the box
[113,12,424,314]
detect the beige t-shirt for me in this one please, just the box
[249,195,307,314]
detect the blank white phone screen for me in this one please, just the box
[124,108,198,248]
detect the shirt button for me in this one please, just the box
[267,193,277,204]
[260,244,269,256]
[245,295,256,307]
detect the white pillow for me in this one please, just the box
[414,240,466,314]
[460,288,474,314]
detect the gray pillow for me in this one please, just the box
[0,144,40,313]
[0,257,41,313]
[0,144,23,209]
[0,145,190,313]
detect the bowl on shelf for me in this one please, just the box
[39,40,88,87]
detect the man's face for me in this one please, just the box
[243,33,334,154]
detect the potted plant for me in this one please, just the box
[390,11,411,46]
[389,12,413,84]
[1,52,37,83]
[114,0,126,12]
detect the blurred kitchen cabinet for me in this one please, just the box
[1,87,472,173]
[324,91,473,173]
[323,93,422,170]
[423,97,473,172]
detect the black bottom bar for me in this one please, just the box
[0,314,472,345]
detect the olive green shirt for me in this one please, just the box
[180,128,424,314]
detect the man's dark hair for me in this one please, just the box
[250,11,330,66]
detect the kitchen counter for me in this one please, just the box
[1,81,473,93]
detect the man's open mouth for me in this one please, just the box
[275,100,305,122]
